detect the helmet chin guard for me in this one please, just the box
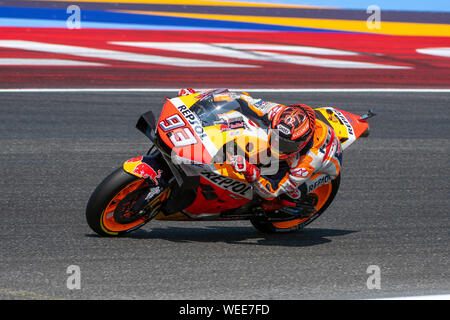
[269,104,315,158]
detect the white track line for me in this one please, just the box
[111,42,409,69]
[0,40,256,68]
[376,294,450,300]
[0,88,450,93]
[0,58,106,66]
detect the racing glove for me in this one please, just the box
[229,155,260,183]
[178,88,196,97]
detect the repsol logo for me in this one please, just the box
[200,171,252,199]
[333,110,354,136]
[308,175,331,193]
[177,104,207,139]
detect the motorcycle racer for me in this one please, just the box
[86,86,374,237]
[177,88,343,210]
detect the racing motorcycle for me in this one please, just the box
[86,88,375,236]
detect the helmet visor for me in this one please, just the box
[269,129,306,157]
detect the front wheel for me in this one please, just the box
[250,175,341,233]
[86,168,166,237]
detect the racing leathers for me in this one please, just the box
[232,93,343,201]
[177,88,342,202]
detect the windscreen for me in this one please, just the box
[189,89,243,127]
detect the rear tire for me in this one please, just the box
[86,168,152,237]
[250,175,341,233]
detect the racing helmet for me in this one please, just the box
[268,105,316,159]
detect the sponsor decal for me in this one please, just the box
[291,167,310,178]
[308,175,331,193]
[215,116,246,132]
[285,180,301,199]
[291,124,310,140]
[145,186,161,201]
[200,170,252,199]
[253,99,271,110]
[132,163,162,185]
[175,104,207,139]
[168,98,218,164]
[332,109,354,136]
[277,124,291,135]
[159,114,185,132]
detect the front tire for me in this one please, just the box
[86,168,155,237]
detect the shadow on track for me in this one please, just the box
[92,226,358,247]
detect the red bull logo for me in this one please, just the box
[124,156,162,184]
[132,163,162,185]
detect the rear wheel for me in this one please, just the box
[250,175,341,233]
[86,168,166,237]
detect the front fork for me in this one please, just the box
[122,153,171,216]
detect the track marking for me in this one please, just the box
[0,58,106,66]
[111,42,410,69]
[112,42,359,57]
[0,40,257,68]
[376,293,450,300]
[416,47,450,58]
[0,88,449,93]
[0,287,64,300]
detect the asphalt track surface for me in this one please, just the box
[0,91,448,300]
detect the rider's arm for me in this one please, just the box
[230,155,297,200]
[238,93,285,123]
[286,153,321,187]
[287,121,341,187]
